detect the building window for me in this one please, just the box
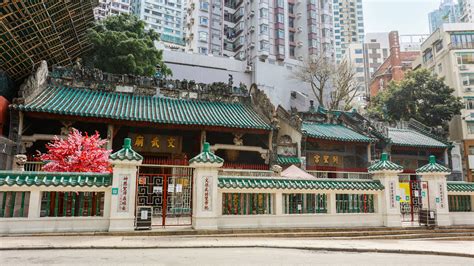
[356,67,364,72]
[435,40,443,52]
[40,192,104,217]
[276,29,284,39]
[450,33,474,49]
[467,122,474,134]
[222,193,273,215]
[259,24,269,35]
[198,31,208,42]
[199,16,208,26]
[462,73,474,86]
[260,41,270,51]
[276,13,284,23]
[448,195,472,212]
[259,8,268,18]
[198,47,208,54]
[200,1,209,11]
[289,45,295,57]
[283,194,327,214]
[336,194,375,213]
[355,49,363,54]
[465,98,474,109]
[457,52,474,65]
[355,58,363,63]
[0,192,30,218]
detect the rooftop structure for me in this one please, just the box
[0,0,97,81]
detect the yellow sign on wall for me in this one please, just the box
[399,183,410,203]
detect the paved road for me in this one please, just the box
[1,248,473,265]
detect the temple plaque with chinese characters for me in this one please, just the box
[307,152,343,167]
[128,134,182,153]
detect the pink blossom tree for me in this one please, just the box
[39,128,111,173]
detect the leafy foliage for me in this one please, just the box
[84,14,171,77]
[368,68,463,128]
[39,128,111,173]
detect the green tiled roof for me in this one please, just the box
[109,138,143,161]
[0,171,112,187]
[388,128,448,149]
[218,177,384,191]
[368,153,404,172]
[12,86,271,130]
[302,122,373,143]
[189,142,224,164]
[277,156,302,165]
[416,156,451,174]
[447,182,474,192]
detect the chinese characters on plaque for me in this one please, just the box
[203,176,212,211]
[438,183,445,208]
[118,174,129,212]
[389,181,396,209]
[128,134,182,153]
[308,152,342,167]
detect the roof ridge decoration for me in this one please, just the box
[109,138,143,161]
[189,142,224,165]
[368,153,404,173]
[416,155,451,174]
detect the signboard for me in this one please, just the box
[438,182,445,208]
[399,183,410,203]
[203,176,212,211]
[112,188,118,195]
[389,181,396,209]
[117,174,130,212]
[307,152,343,167]
[128,133,182,154]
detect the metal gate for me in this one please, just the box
[399,178,429,223]
[136,166,193,226]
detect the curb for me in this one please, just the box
[0,245,473,258]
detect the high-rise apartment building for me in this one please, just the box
[132,0,186,49]
[428,0,460,33]
[460,0,474,22]
[363,32,390,91]
[343,43,366,111]
[333,0,364,63]
[186,0,335,64]
[416,23,474,181]
[94,0,132,20]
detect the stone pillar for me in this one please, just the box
[108,138,143,232]
[368,153,403,227]
[416,156,451,226]
[189,142,224,230]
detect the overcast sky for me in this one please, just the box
[363,0,442,35]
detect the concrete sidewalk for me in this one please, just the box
[1,235,473,258]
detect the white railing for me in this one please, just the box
[24,162,44,172]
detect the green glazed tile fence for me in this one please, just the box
[283,193,327,214]
[448,195,472,212]
[336,194,375,213]
[40,192,105,217]
[0,191,30,218]
[222,193,273,215]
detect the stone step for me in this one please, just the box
[325,232,474,240]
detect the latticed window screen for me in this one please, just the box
[40,192,105,217]
[0,192,30,218]
[283,193,327,214]
[222,193,273,215]
[448,195,472,212]
[336,194,375,213]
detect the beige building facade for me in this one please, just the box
[418,23,474,182]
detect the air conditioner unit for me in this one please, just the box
[296,12,302,18]
[298,56,304,61]
[249,10,255,17]
[249,26,255,32]
[249,42,256,48]
[297,41,303,47]
[245,65,253,72]
[465,87,473,92]
[297,27,303,33]
[460,65,468,70]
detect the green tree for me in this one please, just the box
[84,14,171,77]
[368,68,463,128]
